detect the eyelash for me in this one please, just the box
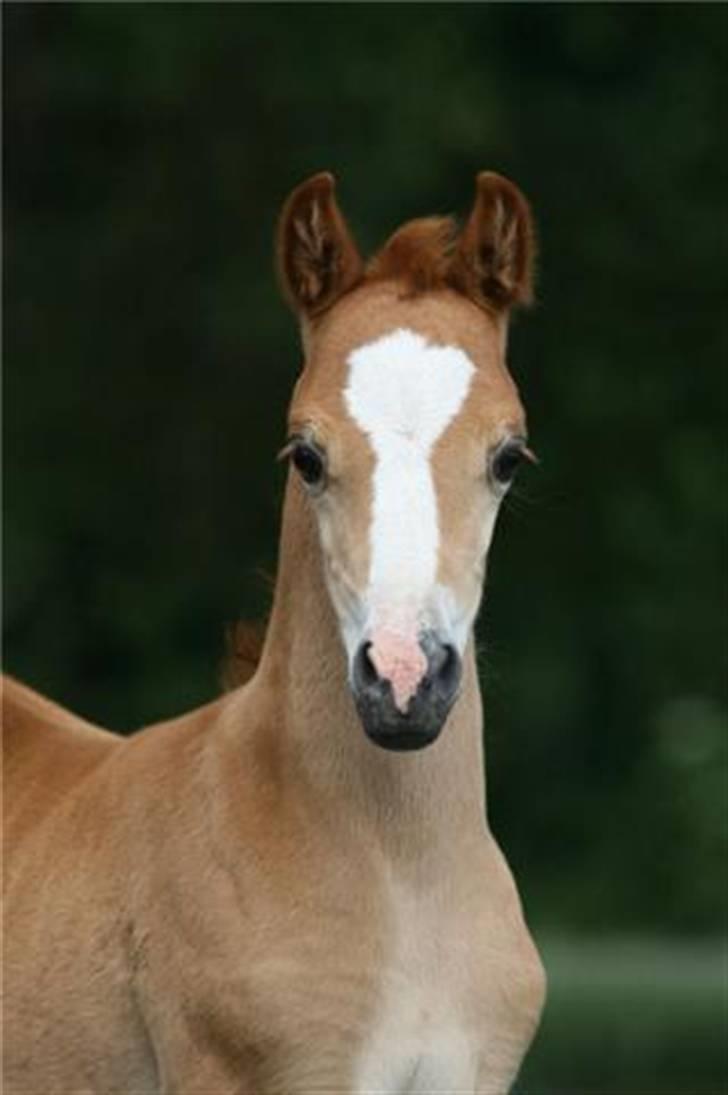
[280,436,327,490]
[490,438,538,487]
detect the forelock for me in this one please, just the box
[365,217,458,296]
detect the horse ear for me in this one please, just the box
[277,172,363,318]
[452,172,535,312]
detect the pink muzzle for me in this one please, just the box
[368,627,428,713]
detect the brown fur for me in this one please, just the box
[277,172,363,318]
[450,171,536,310]
[3,172,545,1093]
[366,216,459,295]
[277,172,535,324]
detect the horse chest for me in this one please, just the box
[354,982,476,1094]
[144,851,540,1094]
[353,879,479,1094]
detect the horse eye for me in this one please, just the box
[291,442,325,487]
[491,439,526,486]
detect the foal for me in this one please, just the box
[3,171,545,1093]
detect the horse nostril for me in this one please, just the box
[422,638,461,697]
[438,644,459,690]
[355,642,379,689]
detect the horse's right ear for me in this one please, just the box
[276,173,363,319]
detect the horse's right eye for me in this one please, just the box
[291,442,326,488]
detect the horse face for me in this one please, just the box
[278,173,534,749]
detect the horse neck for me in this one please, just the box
[252,474,489,866]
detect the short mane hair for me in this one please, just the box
[366,217,458,295]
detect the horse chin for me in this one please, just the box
[363,724,443,752]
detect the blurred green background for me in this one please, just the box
[4,4,727,1090]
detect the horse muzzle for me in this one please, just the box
[350,630,462,751]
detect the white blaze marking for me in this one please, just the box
[344,328,475,706]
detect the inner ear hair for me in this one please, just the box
[451,171,535,313]
[277,172,363,318]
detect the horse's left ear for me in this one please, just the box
[452,172,535,312]
[277,172,363,319]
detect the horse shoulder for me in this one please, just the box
[2,676,121,840]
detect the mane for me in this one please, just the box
[219,619,266,691]
[365,216,458,295]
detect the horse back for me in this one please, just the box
[2,676,121,845]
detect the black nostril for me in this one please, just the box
[438,644,459,690]
[354,642,379,689]
[421,636,461,697]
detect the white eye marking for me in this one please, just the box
[344,328,475,629]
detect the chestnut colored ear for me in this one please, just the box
[276,172,363,317]
[451,172,535,312]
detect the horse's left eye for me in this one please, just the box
[491,439,526,486]
[291,442,326,488]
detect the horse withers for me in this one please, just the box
[3,171,546,1093]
